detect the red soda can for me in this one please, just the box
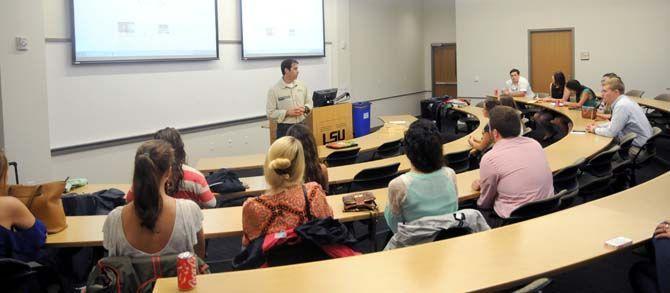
[177,251,197,290]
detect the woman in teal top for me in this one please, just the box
[384,119,458,233]
[542,79,597,108]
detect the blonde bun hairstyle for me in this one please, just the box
[264,136,305,190]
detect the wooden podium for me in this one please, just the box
[268,103,353,146]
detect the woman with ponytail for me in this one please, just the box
[103,140,205,258]
[125,127,216,208]
[241,136,333,246]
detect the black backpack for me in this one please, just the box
[205,168,245,194]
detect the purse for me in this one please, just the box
[342,191,378,212]
[6,180,68,233]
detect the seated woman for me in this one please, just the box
[542,79,597,108]
[550,71,567,99]
[241,136,333,247]
[126,127,216,208]
[384,119,458,234]
[103,140,205,258]
[0,151,47,262]
[468,98,501,154]
[286,124,329,192]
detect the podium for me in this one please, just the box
[268,103,353,146]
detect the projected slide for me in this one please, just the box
[241,0,325,59]
[72,0,218,63]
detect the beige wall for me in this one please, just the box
[1,0,53,183]
[423,0,457,92]
[456,0,670,98]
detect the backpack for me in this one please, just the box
[205,168,245,194]
[86,254,209,293]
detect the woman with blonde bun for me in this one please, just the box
[241,136,333,246]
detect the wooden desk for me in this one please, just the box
[70,184,131,194]
[153,172,670,293]
[196,115,416,173]
[633,96,670,113]
[52,101,612,248]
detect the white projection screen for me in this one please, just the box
[71,0,219,64]
[240,0,325,59]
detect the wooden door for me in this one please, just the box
[432,44,457,98]
[530,30,573,95]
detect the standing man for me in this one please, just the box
[267,59,312,139]
[502,69,535,98]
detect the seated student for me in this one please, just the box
[384,119,458,234]
[549,71,567,99]
[0,151,47,262]
[586,78,653,156]
[126,128,216,208]
[241,136,333,247]
[103,140,205,258]
[541,115,572,147]
[595,73,622,121]
[286,124,329,192]
[502,69,534,98]
[472,107,554,224]
[468,98,501,154]
[543,79,597,108]
[629,220,670,293]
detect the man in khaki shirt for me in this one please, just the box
[267,59,312,138]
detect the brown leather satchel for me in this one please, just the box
[6,181,68,233]
[342,192,378,212]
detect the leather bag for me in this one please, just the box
[342,191,378,212]
[6,180,68,233]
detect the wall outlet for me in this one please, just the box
[474,76,480,83]
[580,51,590,60]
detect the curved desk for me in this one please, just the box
[196,115,417,173]
[49,101,613,247]
[153,172,670,292]
[633,96,670,113]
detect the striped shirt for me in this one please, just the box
[126,164,215,207]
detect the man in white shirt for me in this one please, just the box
[586,78,653,155]
[503,69,534,98]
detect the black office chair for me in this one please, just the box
[347,162,402,193]
[325,148,360,167]
[369,139,403,161]
[632,127,663,167]
[457,114,480,134]
[553,158,585,210]
[445,149,471,173]
[577,145,620,199]
[611,133,637,188]
[502,190,565,225]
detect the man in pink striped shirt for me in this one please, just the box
[472,106,554,222]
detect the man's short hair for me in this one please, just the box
[602,72,623,83]
[489,106,521,138]
[403,119,444,173]
[509,69,520,75]
[604,78,626,94]
[280,59,298,75]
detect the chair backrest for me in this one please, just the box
[445,149,471,173]
[507,190,565,222]
[616,132,637,162]
[642,127,662,157]
[325,148,360,167]
[654,93,670,102]
[373,139,403,159]
[350,162,402,191]
[582,145,620,177]
[625,90,645,98]
[553,158,585,195]
[433,227,472,241]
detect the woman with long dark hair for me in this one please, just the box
[125,127,216,208]
[286,124,329,192]
[550,71,566,99]
[468,98,500,154]
[103,140,205,258]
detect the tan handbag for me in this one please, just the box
[6,181,68,234]
[342,192,378,212]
